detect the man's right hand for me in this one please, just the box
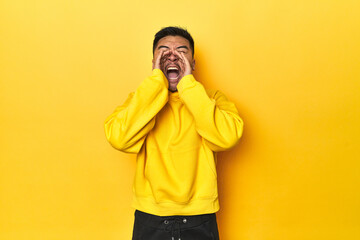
[153,50,170,70]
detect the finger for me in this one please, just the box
[172,50,184,69]
[173,50,183,61]
[161,49,171,60]
[158,49,166,62]
[178,51,187,62]
[180,51,188,62]
[159,50,169,67]
[179,52,191,68]
[178,51,192,76]
[155,50,168,68]
[172,51,185,69]
[155,51,161,65]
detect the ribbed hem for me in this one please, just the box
[131,195,220,216]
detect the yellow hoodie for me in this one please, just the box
[104,69,243,216]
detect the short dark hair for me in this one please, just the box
[153,26,194,57]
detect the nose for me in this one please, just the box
[167,50,179,62]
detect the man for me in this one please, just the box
[104,26,243,240]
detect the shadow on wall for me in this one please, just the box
[216,106,252,237]
[193,46,255,235]
[191,47,210,86]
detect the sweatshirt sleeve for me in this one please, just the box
[177,74,244,152]
[104,69,169,153]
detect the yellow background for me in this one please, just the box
[1,0,359,239]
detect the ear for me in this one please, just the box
[191,59,196,71]
[152,58,155,69]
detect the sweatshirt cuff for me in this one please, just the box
[177,74,197,94]
[152,69,169,89]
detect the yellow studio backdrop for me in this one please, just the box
[1,0,359,239]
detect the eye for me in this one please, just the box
[158,46,169,51]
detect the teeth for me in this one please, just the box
[167,67,178,70]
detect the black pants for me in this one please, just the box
[132,210,220,240]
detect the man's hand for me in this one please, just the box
[152,50,170,70]
[175,51,192,77]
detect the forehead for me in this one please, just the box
[156,35,190,48]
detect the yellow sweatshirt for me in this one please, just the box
[104,69,243,216]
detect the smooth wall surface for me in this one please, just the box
[1,0,359,239]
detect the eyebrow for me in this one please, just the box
[176,46,189,50]
[157,45,189,50]
[158,45,170,49]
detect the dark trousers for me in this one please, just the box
[132,210,220,240]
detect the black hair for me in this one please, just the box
[153,26,195,57]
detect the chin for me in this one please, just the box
[167,78,180,92]
[168,86,178,92]
[168,83,178,92]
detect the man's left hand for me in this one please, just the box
[174,51,192,78]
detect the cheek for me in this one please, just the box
[154,51,161,60]
[184,53,192,61]
[187,57,194,65]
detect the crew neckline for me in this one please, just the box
[168,91,180,100]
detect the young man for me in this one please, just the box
[104,26,243,240]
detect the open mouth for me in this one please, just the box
[166,65,180,81]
